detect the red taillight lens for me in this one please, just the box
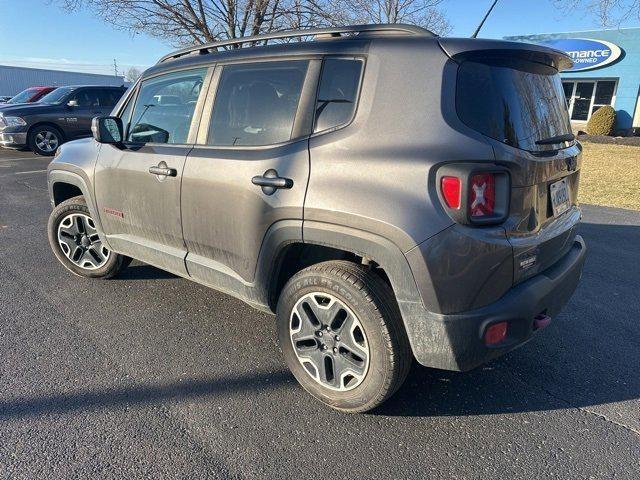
[441,176,461,209]
[469,173,495,217]
[484,322,508,345]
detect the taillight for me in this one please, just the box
[469,173,495,218]
[440,176,461,209]
[436,165,509,226]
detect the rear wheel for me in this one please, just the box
[28,125,63,156]
[47,196,130,278]
[277,261,411,413]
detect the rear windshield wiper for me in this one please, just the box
[535,133,575,146]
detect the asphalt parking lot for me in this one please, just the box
[0,147,638,479]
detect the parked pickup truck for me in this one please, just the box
[0,85,126,155]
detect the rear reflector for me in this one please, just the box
[441,176,461,209]
[484,322,508,345]
[469,173,495,217]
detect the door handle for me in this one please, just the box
[149,165,177,177]
[252,169,293,195]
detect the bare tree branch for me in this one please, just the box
[54,0,451,48]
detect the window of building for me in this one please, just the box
[127,68,207,144]
[207,61,309,147]
[562,79,617,122]
[314,58,364,133]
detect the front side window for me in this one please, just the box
[314,58,363,133]
[127,68,207,144]
[70,89,102,107]
[208,61,309,147]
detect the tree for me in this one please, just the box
[331,0,450,34]
[125,67,142,82]
[58,0,450,48]
[554,0,640,27]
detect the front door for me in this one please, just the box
[181,61,316,295]
[94,67,210,276]
[65,88,109,139]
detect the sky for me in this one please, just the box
[0,0,639,76]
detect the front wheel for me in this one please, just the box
[47,196,130,278]
[28,125,63,156]
[277,261,411,413]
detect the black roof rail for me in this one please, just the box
[158,24,434,64]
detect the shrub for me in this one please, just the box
[586,105,616,136]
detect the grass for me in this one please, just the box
[579,141,640,211]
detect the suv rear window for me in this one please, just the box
[456,58,572,152]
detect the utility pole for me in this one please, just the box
[472,0,499,38]
[113,58,119,77]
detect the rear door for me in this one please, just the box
[181,60,319,290]
[94,67,210,276]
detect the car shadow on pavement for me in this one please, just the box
[0,370,291,420]
[114,263,178,281]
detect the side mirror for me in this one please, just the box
[67,99,78,108]
[92,116,123,144]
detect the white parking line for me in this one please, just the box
[0,157,42,163]
[14,169,48,175]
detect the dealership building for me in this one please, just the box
[506,27,640,135]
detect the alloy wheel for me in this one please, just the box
[35,130,59,153]
[289,293,370,391]
[57,213,110,270]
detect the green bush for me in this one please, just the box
[586,105,616,136]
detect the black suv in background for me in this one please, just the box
[0,85,126,155]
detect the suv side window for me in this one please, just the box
[207,61,309,147]
[314,58,363,133]
[127,68,207,144]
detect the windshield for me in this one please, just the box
[38,86,75,105]
[8,88,38,104]
[456,58,573,152]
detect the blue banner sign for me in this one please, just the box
[540,38,623,72]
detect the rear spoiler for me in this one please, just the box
[438,38,573,72]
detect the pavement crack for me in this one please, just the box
[504,365,640,438]
[576,406,640,437]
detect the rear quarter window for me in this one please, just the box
[314,58,363,133]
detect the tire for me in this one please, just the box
[47,196,130,279]
[277,261,412,413]
[28,125,63,156]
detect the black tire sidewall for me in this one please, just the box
[277,265,399,412]
[47,197,122,279]
[29,125,63,156]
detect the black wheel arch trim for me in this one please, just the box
[47,169,112,250]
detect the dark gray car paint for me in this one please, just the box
[47,31,586,371]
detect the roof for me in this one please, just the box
[145,24,437,78]
[158,24,435,64]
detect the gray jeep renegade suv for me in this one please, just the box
[46,24,586,413]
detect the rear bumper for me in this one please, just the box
[0,132,27,148]
[401,235,586,371]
